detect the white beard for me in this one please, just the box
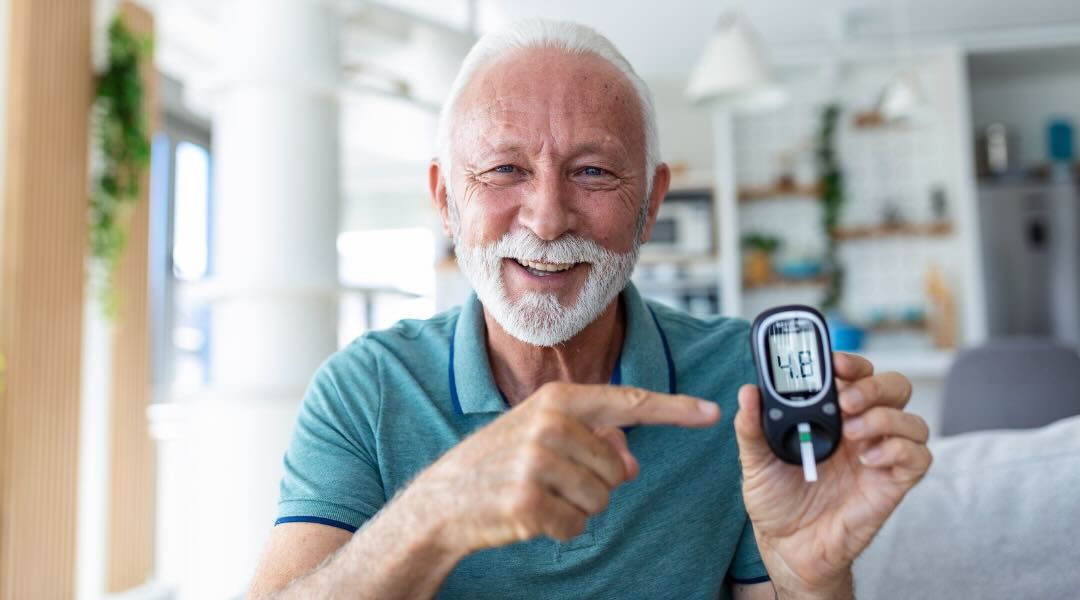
[454,228,640,347]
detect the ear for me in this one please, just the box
[640,163,671,243]
[429,159,452,239]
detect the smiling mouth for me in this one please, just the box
[511,258,580,277]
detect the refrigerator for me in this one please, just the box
[979,180,1080,347]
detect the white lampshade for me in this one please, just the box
[685,13,787,113]
[876,68,927,123]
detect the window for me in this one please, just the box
[337,227,437,345]
[148,116,213,400]
[172,141,210,281]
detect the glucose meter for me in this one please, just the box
[749,305,842,481]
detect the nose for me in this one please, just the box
[518,171,575,241]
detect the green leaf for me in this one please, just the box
[816,102,845,312]
[88,15,152,320]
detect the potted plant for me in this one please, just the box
[817,102,845,313]
[88,16,151,317]
[741,233,781,287]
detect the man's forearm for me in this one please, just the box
[271,493,465,599]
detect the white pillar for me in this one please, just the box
[76,281,114,600]
[173,1,340,597]
[713,108,742,318]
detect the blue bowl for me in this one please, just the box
[827,318,865,352]
[774,260,824,279]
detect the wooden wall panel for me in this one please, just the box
[106,2,157,592]
[0,0,93,598]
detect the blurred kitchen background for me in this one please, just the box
[2,0,1080,598]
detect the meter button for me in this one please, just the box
[822,402,837,416]
[768,408,784,421]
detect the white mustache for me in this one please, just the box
[485,229,616,265]
[455,226,639,347]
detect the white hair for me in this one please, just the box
[434,18,661,199]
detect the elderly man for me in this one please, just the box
[249,19,931,599]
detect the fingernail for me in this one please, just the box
[845,416,865,436]
[697,401,719,417]
[841,388,864,411]
[860,446,884,465]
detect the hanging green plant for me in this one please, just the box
[816,103,845,312]
[88,16,152,316]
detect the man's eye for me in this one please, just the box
[580,166,607,177]
[492,165,516,174]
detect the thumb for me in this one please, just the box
[734,384,777,476]
[594,426,639,481]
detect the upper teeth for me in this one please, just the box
[517,259,575,272]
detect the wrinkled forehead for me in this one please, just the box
[451,48,646,158]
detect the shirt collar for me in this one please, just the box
[449,282,675,415]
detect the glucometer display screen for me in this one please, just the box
[766,318,824,395]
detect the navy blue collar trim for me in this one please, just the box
[449,310,673,415]
[648,305,677,395]
[610,346,624,386]
[448,325,464,414]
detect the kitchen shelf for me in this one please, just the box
[865,319,929,333]
[831,221,953,241]
[738,183,821,202]
[850,111,926,131]
[638,253,718,266]
[743,274,829,290]
[632,276,718,295]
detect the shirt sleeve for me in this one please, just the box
[728,517,770,583]
[276,345,385,532]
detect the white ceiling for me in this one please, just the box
[148,0,1080,99]
[470,0,1080,76]
[142,0,1080,230]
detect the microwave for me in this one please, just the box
[641,190,714,258]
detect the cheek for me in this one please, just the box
[459,190,519,245]
[572,191,642,253]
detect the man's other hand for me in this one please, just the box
[399,383,721,554]
[734,352,931,599]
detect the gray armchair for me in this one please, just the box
[940,337,1080,436]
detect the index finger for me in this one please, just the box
[544,383,720,429]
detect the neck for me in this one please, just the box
[484,296,626,406]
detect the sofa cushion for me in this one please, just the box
[853,414,1080,599]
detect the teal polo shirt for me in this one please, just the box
[277,283,769,597]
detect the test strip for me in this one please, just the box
[797,422,818,482]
